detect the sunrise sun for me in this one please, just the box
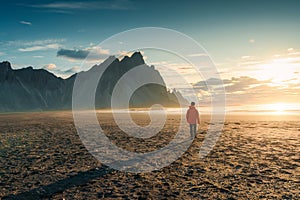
[266,103,288,114]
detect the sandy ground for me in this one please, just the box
[0,111,299,199]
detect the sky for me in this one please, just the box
[0,0,300,111]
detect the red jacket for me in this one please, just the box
[186,106,200,124]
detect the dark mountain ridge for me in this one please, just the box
[0,52,184,112]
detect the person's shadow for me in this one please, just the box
[2,136,200,200]
[2,165,114,200]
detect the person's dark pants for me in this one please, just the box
[189,124,197,137]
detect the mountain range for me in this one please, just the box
[0,52,185,112]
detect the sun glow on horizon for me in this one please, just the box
[264,103,294,114]
[269,103,286,114]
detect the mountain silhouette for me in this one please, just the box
[0,52,186,112]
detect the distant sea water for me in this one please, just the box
[226,110,300,121]
[96,108,300,121]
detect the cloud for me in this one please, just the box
[193,77,230,92]
[56,66,81,78]
[219,48,300,82]
[178,67,193,70]
[194,78,228,87]
[193,75,300,106]
[226,83,299,106]
[42,64,80,78]
[0,52,4,56]
[19,21,32,25]
[4,39,65,48]
[29,0,134,12]
[57,49,89,59]
[224,76,270,93]
[187,53,208,57]
[194,76,271,93]
[235,56,265,66]
[63,66,80,74]
[32,2,86,9]
[19,43,61,52]
[7,39,64,53]
[241,55,251,59]
[238,60,263,67]
[89,46,110,55]
[33,55,44,58]
[57,46,110,61]
[44,63,57,70]
[46,9,75,14]
[117,50,132,57]
[249,39,255,43]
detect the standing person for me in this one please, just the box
[186,102,200,138]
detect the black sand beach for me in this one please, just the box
[0,111,299,199]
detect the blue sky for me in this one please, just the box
[1,0,300,66]
[1,0,300,109]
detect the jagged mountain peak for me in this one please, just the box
[120,51,145,66]
[90,51,145,73]
[0,61,13,82]
[0,61,12,71]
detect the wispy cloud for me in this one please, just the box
[33,2,85,9]
[19,20,32,25]
[193,76,300,106]
[63,66,80,74]
[28,0,134,13]
[1,39,65,52]
[5,39,65,47]
[219,48,300,82]
[249,39,255,43]
[19,43,61,52]
[190,48,300,107]
[187,53,208,57]
[38,9,74,14]
[33,55,44,58]
[44,63,57,70]
[0,52,4,56]
[42,63,80,78]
